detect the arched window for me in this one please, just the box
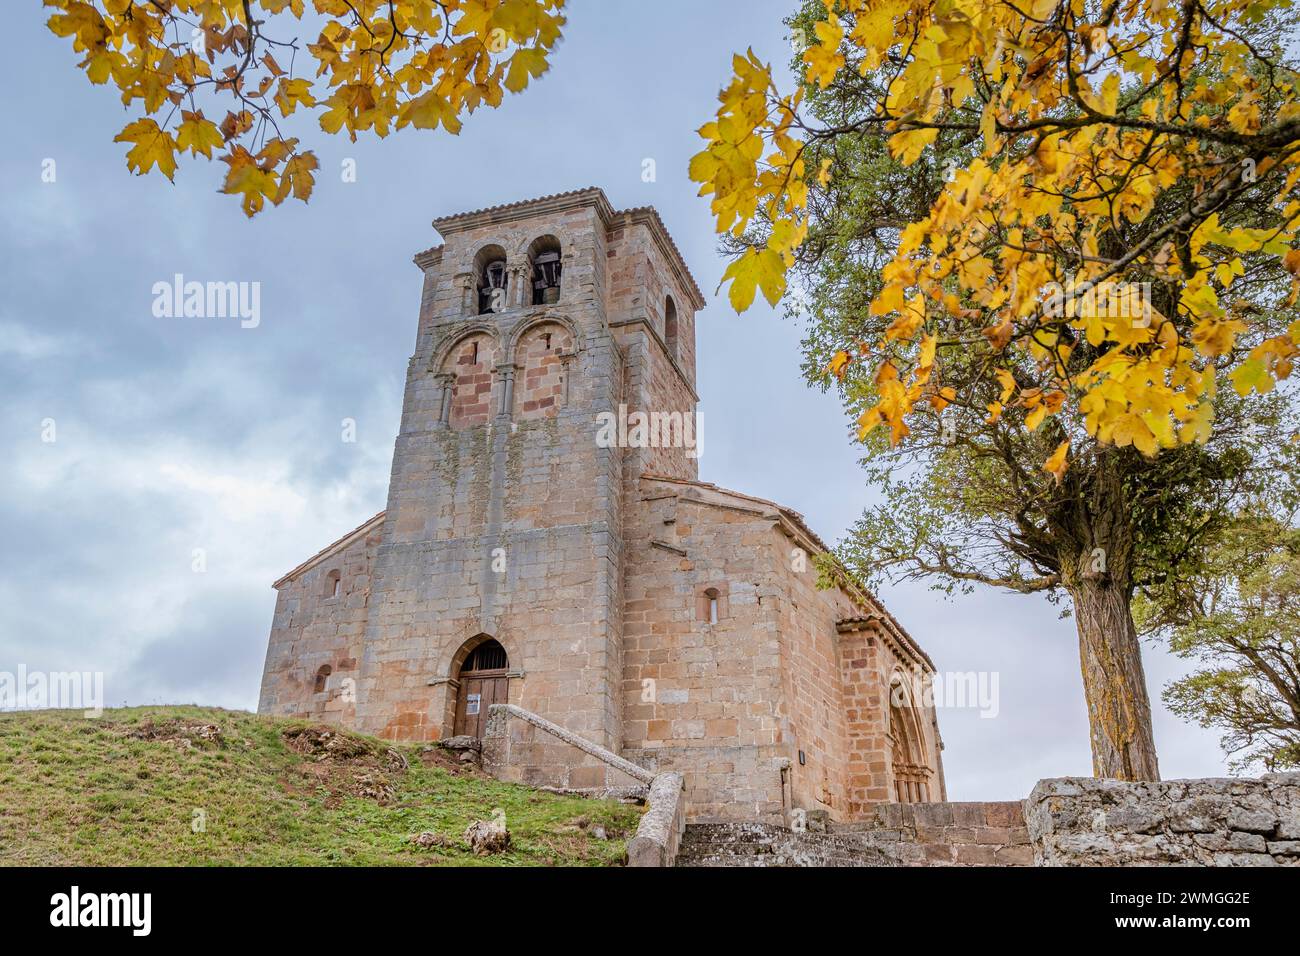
[474,245,509,314]
[664,295,678,361]
[705,588,719,624]
[527,235,562,305]
[314,664,332,694]
[324,569,341,598]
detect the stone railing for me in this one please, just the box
[483,704,687,866]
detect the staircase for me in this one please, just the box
[675,822,896,867]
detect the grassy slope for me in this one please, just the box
[0,706,641,866]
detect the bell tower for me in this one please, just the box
[349,188,704,771]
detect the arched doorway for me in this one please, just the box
[889,677,931,803]
[454,639,509,739]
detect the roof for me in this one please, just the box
[273,512,386,589]
[426,187,706,310]
[640,474,936,672]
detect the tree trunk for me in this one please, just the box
[1068,575,1161,781]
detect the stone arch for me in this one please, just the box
[504,312,580,359]
[446,630,517,678]
[472,243,510,314]
[435,327,501,430]
[443,631,516,739]
[524,233,563,305]
[888,670,931,803]
[510,319,576,421]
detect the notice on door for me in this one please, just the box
[466,693,481,716]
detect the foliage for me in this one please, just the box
[691,0,1300,479]
[1158,514,1300,771]
[46,0,566,216]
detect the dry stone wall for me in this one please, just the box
[1026,775,1300,866]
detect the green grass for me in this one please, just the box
[0,706,642,866]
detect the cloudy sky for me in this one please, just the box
[1,0,1231,799]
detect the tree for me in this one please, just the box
[45,0,566,216]
[691,0,1300,778]
[1155,512,1300,771]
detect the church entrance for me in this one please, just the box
[454,639,509,739]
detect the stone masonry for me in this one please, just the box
[257,188,947,824]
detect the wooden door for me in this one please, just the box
[454,668,509,739]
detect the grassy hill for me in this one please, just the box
[0,706,642,866]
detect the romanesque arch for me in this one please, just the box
[509,319,576,421]
[435,327,501,430]
[447,633,512,740]
[888,672,932,803]
[524,234,563,305]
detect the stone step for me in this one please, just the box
[677,822,896,867]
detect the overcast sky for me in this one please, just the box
[0,0,1232,799]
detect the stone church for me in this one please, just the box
[258,188,946,823]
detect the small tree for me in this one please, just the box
[691,0,1300,778]
[1146,505,1300,772]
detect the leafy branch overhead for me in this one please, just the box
[46,0,566,216]
[690,0,1300,477]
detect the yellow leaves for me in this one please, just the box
[175,111,223,159]
[49,0,566,216]
[221,148,278,217]
[885,293,926,340]
[504,46,549,93]
[828,350,852,380]
[692,0,1300,473]
[803,14,845,88]
[275,77,316,117]
[1191,317,1248,357]
[397,90,463,134]
[114,118,177,181]
[1043,441,1069,485]
[719,246,786,313]
[887,126,937,166]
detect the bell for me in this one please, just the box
[532,251,562,305]
[479,259,508,314]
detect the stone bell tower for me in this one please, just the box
[342,188,703,767]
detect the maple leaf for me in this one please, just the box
[175,111,224,159]
[504,47,549,93]
[114,118,177,181]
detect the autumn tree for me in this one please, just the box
[45,0,566,216]
[691,0,1300,779]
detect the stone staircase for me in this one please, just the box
[675,822,896,867]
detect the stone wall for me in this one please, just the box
[858,801,1033,866]
[1026,775,1300,866]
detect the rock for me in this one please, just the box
[1266,840,1300,856]
[592,825,607,840]
[464,815,510,855]
[1226,807,1277,835]
[439,735,481,752]
[411,831,450,849]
